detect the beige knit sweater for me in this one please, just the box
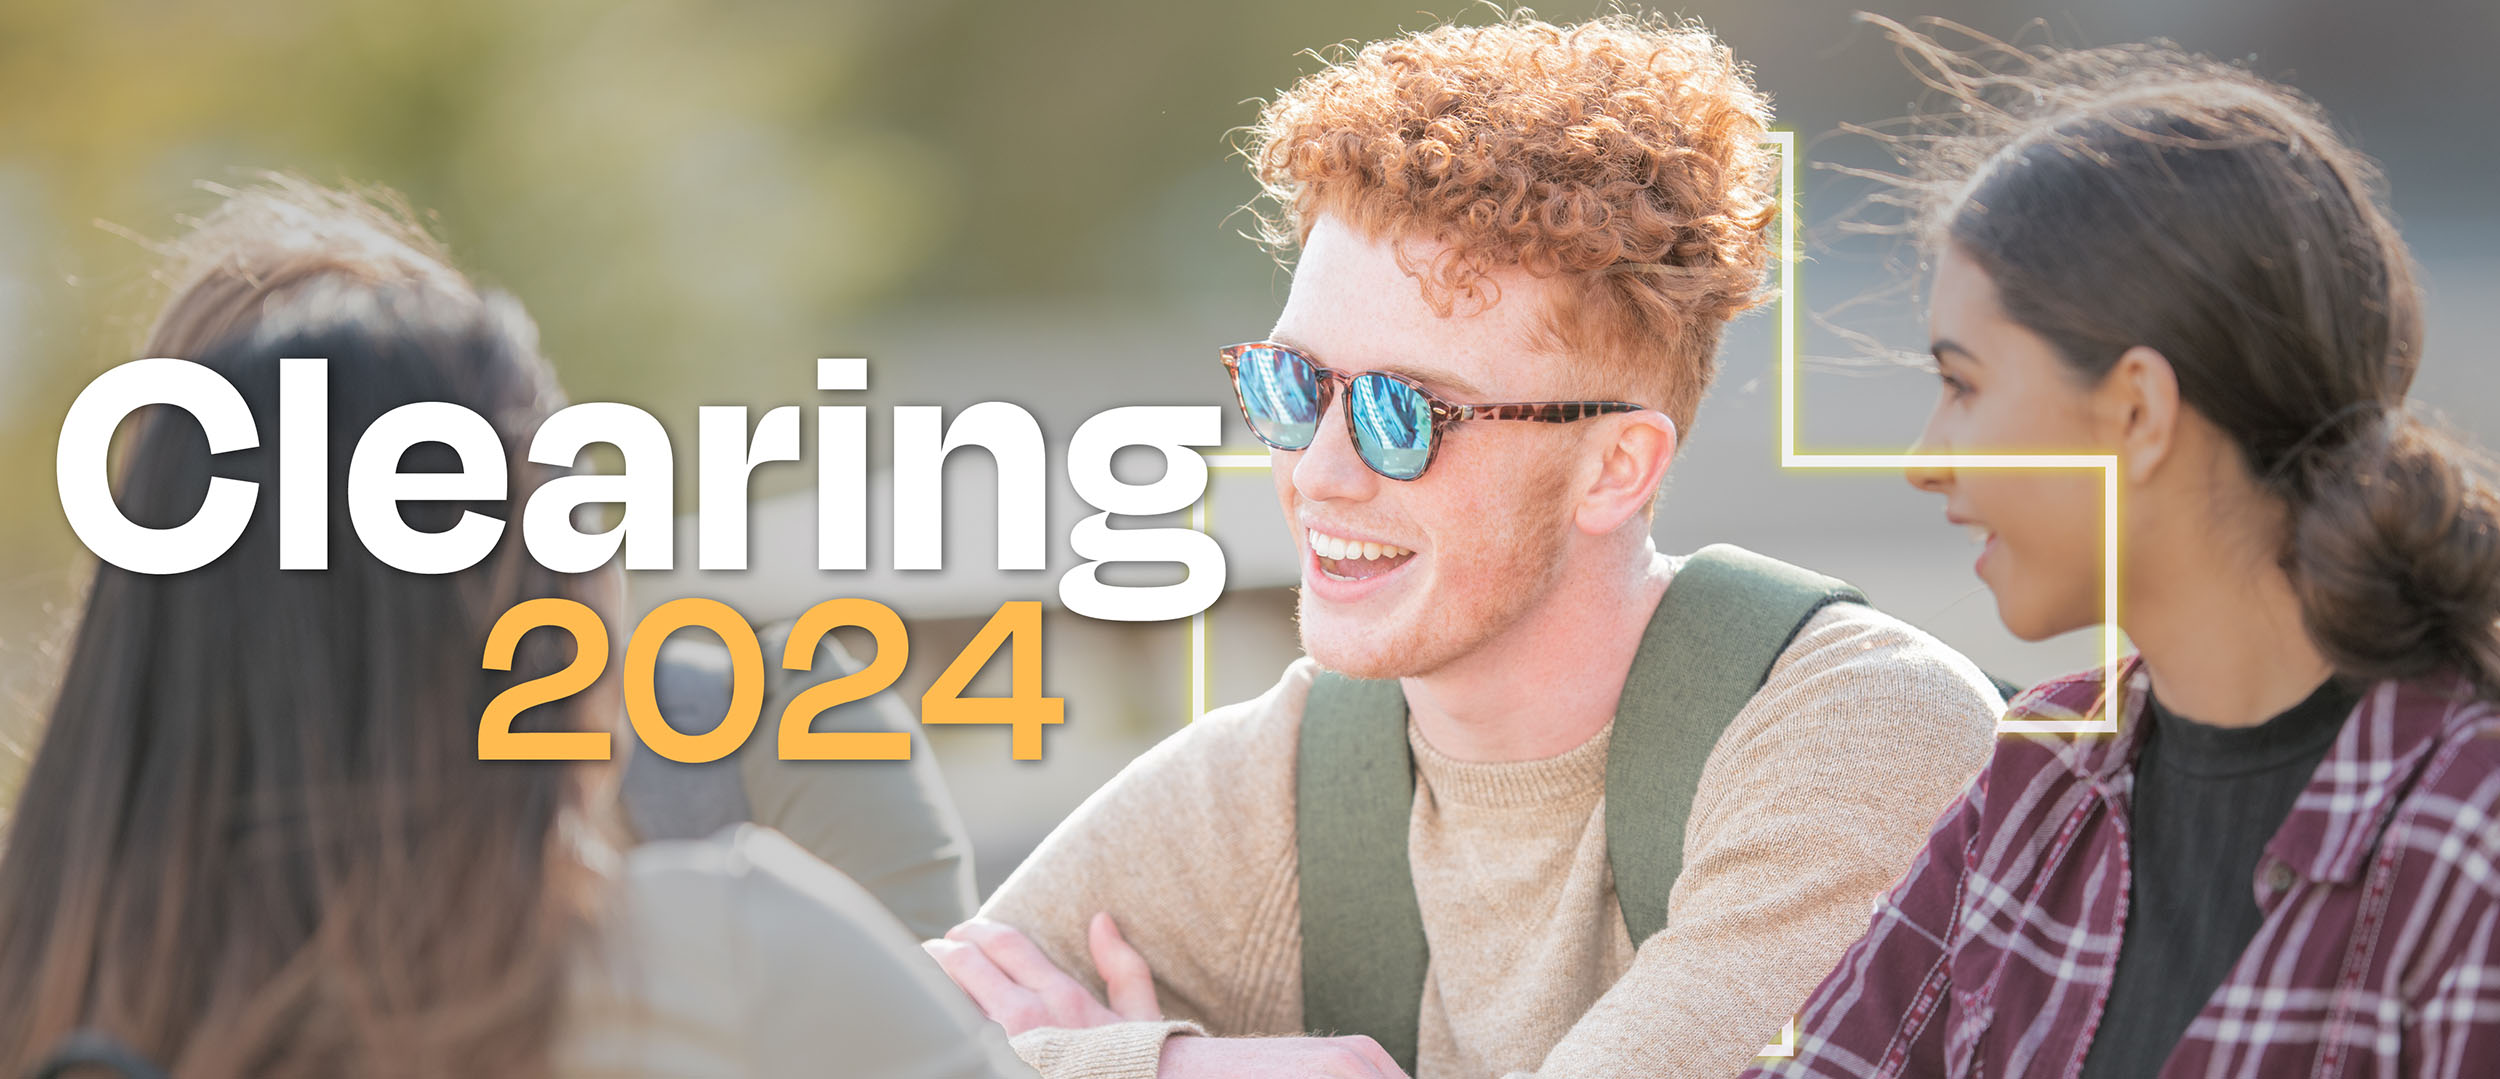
[985,600,2002,1079]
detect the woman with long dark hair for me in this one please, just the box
[0,182,1027,1078]
[1751,21,2500,1078]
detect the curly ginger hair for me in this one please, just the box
[1248,9,1777,437]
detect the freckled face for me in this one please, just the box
[1906,244,2110,641]
[1267,217,1590,678]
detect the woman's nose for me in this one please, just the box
[1904,422,1954,494]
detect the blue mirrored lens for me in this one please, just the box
[1349,374,1433,479]
[1235,347,1320,449]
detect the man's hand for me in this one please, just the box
[924,912,1161,1035]
[1156,1035,1410,1078]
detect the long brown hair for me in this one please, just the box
[1861,17,2500,694]
[0,181,614,1077]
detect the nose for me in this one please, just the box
[1904,414,1954,495]
[1290,397,1381,505]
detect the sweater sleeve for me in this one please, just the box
[973,663,1318,1078]
[1008,1021,1208,1079]
[1521,604,2001,1079]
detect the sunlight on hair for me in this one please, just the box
[1768,130,2122,734]
[1187,133,2123,737]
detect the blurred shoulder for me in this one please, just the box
[614,823,915,947]
[568,826,1026,1078]
[630,820,864,891]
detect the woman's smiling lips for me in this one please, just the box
[1949,514,1998,576]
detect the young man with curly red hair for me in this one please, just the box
[922,14,2003,1079]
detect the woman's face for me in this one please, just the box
[1906,245,2113,641]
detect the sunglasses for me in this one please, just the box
[1218,342,1647,481]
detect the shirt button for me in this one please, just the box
[2263,861,2298,893]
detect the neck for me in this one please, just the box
[2126,514,2334,729]
[1399,539,1673,762]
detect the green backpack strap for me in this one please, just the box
[1296,672,1427,1073]
[1293,545,1864,1070]
[1606,543,1865,946]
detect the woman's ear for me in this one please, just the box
[2101,346,2182,485]
[1574,411,1678,535]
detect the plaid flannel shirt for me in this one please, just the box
[1747,658,2500,1078]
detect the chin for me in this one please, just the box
[1298,596,1431,680]
[1300,618,1405,679]
[1307,644,1406,680]
[1993,592,2094,644]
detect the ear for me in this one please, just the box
[2099,346,2182,485]
[1574,411,1679,535]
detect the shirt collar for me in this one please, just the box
[2035,657,2483,886]
[2041,656,2152,794]
[2268,671,2487,885]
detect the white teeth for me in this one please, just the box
[1966,525,1991,544]
[1307,528,1411,562]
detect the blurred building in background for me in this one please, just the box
[3,0,2494,892]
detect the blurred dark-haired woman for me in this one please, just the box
[1751,20,2500,1079]
[0,182,1029,1078]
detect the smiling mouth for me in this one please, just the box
[1308,527,1417,581]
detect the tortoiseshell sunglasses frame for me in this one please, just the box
[1218,341,1648,481]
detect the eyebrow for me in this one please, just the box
[1264,332,1492,399]
[1930,339,1981,367]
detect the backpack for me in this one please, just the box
[1293,544,1863,1073]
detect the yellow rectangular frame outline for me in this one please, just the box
[1764,130,2120,735]
[1190,465,1805,1062]
[1187,133,2122,739]
[1190,457,1273,726]
[1182,132,2116,1065]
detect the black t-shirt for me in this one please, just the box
[2077,676,2360,1079]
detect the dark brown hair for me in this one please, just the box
[0,182,613,1077]
[1863,17,2500,694]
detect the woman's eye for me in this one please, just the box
[1937,372,1973,400]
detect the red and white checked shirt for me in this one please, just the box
[1748,658,2500,1078]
